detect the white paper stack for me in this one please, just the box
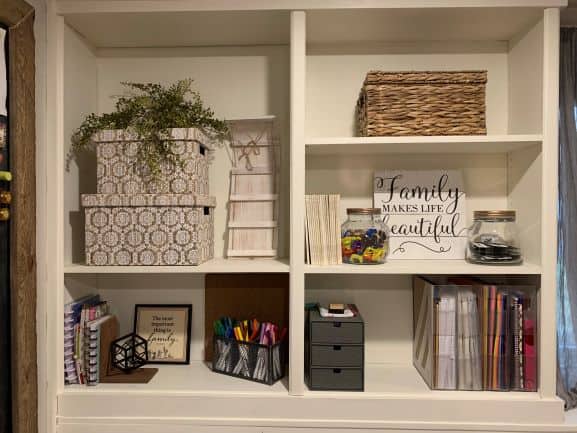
[304,194,342,265]
[436,295,457,389]
[457,289,482,390]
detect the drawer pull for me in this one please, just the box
[333,368,342,374]
[333,322,341,328]
[333,345,342,351]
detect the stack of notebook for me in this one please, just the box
[413,276,537,392]
[480,286,537,391]
[304,194,341,265]
[64,295,118,386]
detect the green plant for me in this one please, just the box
[71,79,229,180]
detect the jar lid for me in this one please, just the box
[346,208,381,215]
[474,210,516,221]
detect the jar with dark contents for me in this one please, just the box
[341,208,389,264]
[467,210,522,265]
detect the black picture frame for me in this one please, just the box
[133,304,192,365]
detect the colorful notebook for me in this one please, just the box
[63,294,100,385]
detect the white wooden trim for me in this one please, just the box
[56,387,563,424]
[228,221,277,228]
[306,135,543,154]
[539,7,560,399]
[229,194,278,201]
[305,260,542,275]
[63,259,289,274]
[55,0,568,15]
[226,250,278,257]
[289,10,306,397]
[54,416,577,433]
[45,9,66,433]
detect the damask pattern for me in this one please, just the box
[94,128,211,195]
[82,193,216,208]
[85,205,214,266]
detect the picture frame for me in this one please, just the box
[133,304,192,364]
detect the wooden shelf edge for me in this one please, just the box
[305,260,542,275]
[64,258,290,274]
[305,134,543,155]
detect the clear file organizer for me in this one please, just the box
[413,276,537,392]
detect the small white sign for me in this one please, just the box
[374,170,467,260]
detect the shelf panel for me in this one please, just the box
[64,258,289,274]
[305,363,540,400]
[306,7,554,44]
[62,10,290,48]
[306,135,542,155]
[56,1,567,15]
[63,362,289,395]
[305,260,541,275]
[59,362,561,425]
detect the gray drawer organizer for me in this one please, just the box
[305,307,364,391]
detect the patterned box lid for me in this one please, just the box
[91,128,215,151]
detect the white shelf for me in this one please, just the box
[64,258,289,274]
[306,135,543,155]
[306,6,560,44]
[305,260,542,275]
[63,361,289,396]
[60,362,556,426]
[45,3,566,430]
[62,9,290,48]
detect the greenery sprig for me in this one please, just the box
[71,79,229,180]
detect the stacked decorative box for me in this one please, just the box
[81,128,215,266]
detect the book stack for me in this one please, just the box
[413,276,537,392]
[64,295,117,386]
[481,286,537,391]
[304,194,342,265]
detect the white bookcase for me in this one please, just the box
[42,1,573,432]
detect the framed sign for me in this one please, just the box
[134,304,192,364]
[374,170,467,260]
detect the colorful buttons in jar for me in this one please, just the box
[341,208,389,264]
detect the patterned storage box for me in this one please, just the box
[94,128,212,195]
[81,193,215,266]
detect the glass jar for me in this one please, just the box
[466,210,522,265]
[341,208,389,264]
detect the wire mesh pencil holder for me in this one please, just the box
[212,336,285,385]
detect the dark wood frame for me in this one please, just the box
[134,304,192,364]
[1,1,37,433]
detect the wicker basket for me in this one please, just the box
[356,71,487,136]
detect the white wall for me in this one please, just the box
[63,24,98,266]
